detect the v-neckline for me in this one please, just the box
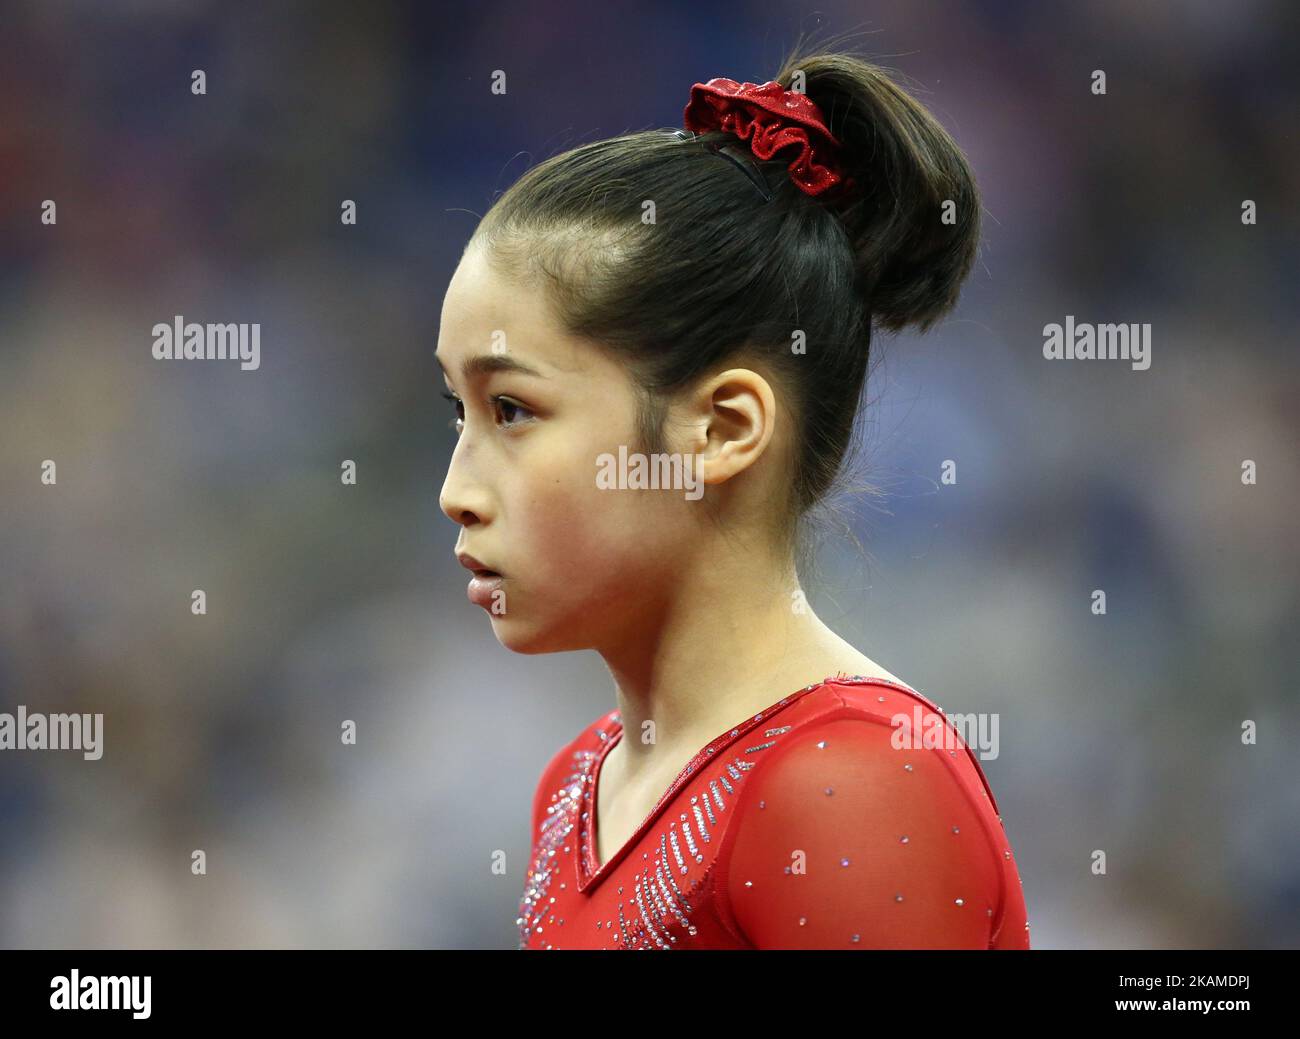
[574,673,918,893]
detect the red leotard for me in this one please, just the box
[517,675,1031,949]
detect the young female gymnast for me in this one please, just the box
[437,45,1029,949]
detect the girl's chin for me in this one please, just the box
[487,617,590,656]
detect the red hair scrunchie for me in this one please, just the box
[682,77,854,198]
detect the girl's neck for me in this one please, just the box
[598,561,893,772]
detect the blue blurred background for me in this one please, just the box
[1,0,1296,948]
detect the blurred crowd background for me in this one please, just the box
[1,0,1296,948]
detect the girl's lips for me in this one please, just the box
[467,572,505,609]
[456,551,500,576]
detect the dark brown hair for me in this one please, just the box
[472,41,980,569]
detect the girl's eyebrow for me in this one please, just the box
[436,352,549,382]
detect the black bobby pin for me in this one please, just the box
[669,128,773,202]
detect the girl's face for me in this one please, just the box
[436,242,697,654]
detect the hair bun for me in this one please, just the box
[774,49,981,333]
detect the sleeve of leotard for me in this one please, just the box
[715,716,1007,949]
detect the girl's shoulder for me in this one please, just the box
[712,675,1025,948]
[765,674,1003,818]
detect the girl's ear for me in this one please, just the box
[685,367,778,486]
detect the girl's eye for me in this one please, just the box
[492,395,534,428]
[440,390,464,431]
[441,390,534,432]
